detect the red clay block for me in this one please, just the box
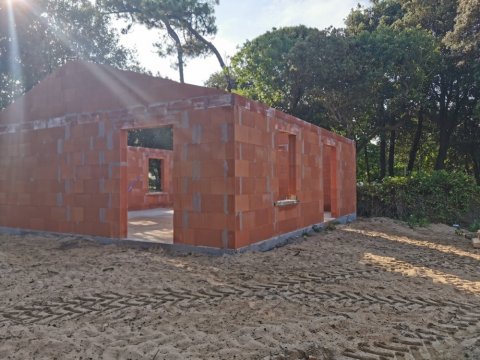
[235,195,250,212]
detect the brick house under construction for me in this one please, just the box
[0,61,356,252]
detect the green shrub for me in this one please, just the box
[357,171,480,225]
[468,219,480,232]
[406,214,429,228]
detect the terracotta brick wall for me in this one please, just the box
[0,76,355,249]
[0,113,125,238]
[0,59,226,240]
[0,92,234,241]
[171,107,236,248]
[127,146,173,210]
[232,95,356,249]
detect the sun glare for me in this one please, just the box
[6,0,21,82]
[363,253,480,294]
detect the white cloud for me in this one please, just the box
[119,0,369,85]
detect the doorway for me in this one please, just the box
[125,126,174,244]
[323,144,338,221]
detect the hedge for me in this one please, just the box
[357,171,480,226]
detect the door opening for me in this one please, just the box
[125,126,174,244]
[323,145,338,221]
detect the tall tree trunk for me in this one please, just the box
[433,75,464,170]
[364,144,371,183]
[163,21,184,83]
[472,152,480,185]
[378,100,387,181]
[177,18,233,91]
[434,123,451,170]
[407,111,424,174]
[379,131,387,180]
[388,130,396,177]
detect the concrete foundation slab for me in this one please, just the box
[128,208,173,244]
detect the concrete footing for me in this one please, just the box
[0,213,356,256]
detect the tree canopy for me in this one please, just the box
[97,0,231,87]
[1,0,479,184]
[207,0,479,184]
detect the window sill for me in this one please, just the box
[146,192,167,196]
[274,199,299,207]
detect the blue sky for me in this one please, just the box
[120,0,369,85]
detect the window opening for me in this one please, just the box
[148,158,163,192]
[275,132,297,206]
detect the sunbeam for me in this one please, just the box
[344,228,480,261]
[6,0,22,97]
[362,252,480,294]
[8,1,149,113]
[2,0,155,116]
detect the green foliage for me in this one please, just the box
[204,68,234,90]
[358,171,480,224]
[444,0,480,55]
[468,219,480,233]
[225,0,479,185]
[345,0,404,34]
[231,25,326,124]
[98,0,224,84]
[406,214,429,228]
[324,222,337,231]
[230,25,430,137]
[148,158,163,192]
[128,127,173,150]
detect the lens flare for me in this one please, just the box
[3,0,150,117]
[5,0,25,121]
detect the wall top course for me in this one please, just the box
[0,94,235,136]
[232,94,355,146]
[0,62,353,150]
[0,60,226,125]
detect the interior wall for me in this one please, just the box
[127,146,173,210]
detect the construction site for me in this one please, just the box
[0,62,478,359]
[0,61,356,252]
[0,217,478,359]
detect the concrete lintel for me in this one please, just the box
[0,213,356,256]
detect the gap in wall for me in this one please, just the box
[323,144,337,222]
[276,131,297,202]
[126,126,174,244]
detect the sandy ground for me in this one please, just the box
[0,217,479,360]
